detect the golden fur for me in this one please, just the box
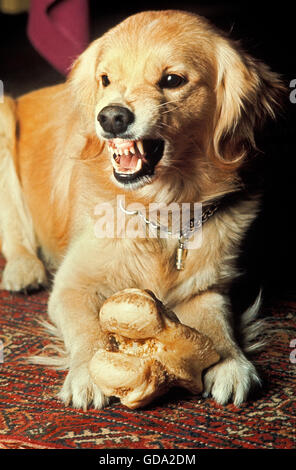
[0,10,284,408]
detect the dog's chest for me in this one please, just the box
[103,236,214,306]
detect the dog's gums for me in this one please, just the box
[107,138,165,185]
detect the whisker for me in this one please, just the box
[156,121,175,132]
[160,108,177,116]
[81,100,179,110]
[154,100,179,109]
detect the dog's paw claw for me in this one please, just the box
[59,363,109,410]
[1,254,47,292]
[203,356,261,406]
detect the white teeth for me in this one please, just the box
[135,157,142,172]
[136,140,144,155]
[108,140,146,159]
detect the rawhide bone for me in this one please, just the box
[89,288,220,409]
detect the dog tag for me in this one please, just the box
[175,238,188,271]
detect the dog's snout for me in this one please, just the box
[97,105,135,135]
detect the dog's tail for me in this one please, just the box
[239,289,267,354]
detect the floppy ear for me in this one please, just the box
[67,38,103,127]
[212,37,285,168]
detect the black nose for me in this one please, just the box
[97,105,135,135]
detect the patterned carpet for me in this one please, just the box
[0,256,295,449]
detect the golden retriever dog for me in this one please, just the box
[0,10,283,409]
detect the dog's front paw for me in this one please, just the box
[59,363,109,410]
[203,356,261,406]
[1,253,47,292]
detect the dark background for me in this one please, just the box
[0,0,295,306]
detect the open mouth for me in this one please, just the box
[107,138,165,185]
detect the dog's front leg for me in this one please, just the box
[48,241,110,410]
[173,291,261,406]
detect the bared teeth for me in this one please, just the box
[107,139,145,158]
[135,157,142,172]
[136,140,144,155]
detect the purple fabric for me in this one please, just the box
[27,0,90,76]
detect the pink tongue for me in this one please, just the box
[120,154,139,169]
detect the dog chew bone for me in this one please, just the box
[89,288,220,409]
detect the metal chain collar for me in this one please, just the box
[119,199,219,271]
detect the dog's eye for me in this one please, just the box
[101,75,110,87]
[158,74,186,89]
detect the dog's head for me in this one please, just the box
[69,10,284,201]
